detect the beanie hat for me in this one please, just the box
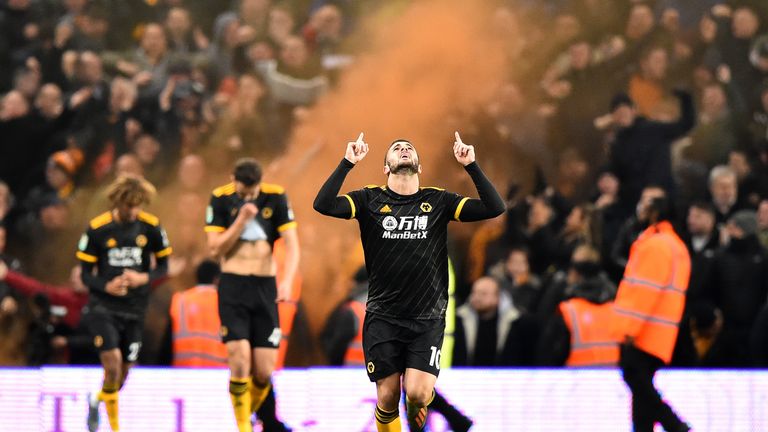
[49,149,84,176]
[728,210,758,236]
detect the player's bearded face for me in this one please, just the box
[386,142,420,175]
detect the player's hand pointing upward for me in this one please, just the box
[453,131,475,166]
[345,132,369,164]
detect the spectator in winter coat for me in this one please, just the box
[454,276,536,366]
[708,165,746,225]
[708,210,768,366]
[607,89,695,217]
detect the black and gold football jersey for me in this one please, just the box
[204,182,296,248]
[77,211,171,317]
[345,185,468,319]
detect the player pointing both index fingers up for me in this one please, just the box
[313,132,505,431]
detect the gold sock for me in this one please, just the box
[375,404,402,432]
[99,381,120,431]
[247,379,254,412]
[229,378,252,432]
[250,379,271,412]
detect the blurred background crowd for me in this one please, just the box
[0,0,767,370]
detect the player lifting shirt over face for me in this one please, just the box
[313,132,505,431]
[205,158,299,432]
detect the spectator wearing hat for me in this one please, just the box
[606,89,695,218]
[708,210,768,366]
[22,148,84,215]
[12,149,82,274]
[536,244,617,366]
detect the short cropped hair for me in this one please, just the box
[233,158,262,186]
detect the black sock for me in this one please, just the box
[430,390,472,430]
[256,384,279,425]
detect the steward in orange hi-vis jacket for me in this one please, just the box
[613,195,692,432]
[560,298,619,367]
[170,283,228,367]
[613,220,690,364]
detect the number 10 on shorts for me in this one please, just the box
[429,346,441,370]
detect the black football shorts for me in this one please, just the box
[83,308,144,363]
[218,273,281,348]
[362,313,445,382]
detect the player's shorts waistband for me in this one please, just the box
[220,272,276,282]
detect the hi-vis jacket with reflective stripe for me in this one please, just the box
[612,221,691,364]
[343,300,366,366]
[170,285,228,367]
[560,298,619,367]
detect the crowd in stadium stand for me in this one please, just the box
[0,0,767,369]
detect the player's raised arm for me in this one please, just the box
[451,131,506,222]
[313,133,368,219]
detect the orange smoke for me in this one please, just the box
[270,0,511,363]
